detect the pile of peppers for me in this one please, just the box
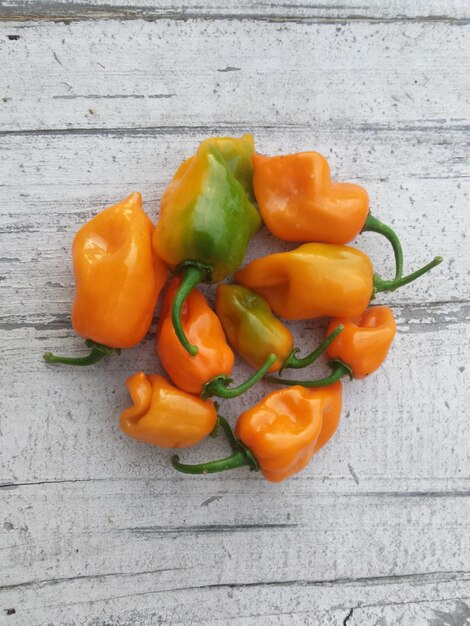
[44,135,442,483]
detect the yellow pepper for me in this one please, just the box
[234,243,442,320]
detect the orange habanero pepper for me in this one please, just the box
[234,243,442,321]
[120,372,217,448]
[172,382,342,483]
[44,193,167,366]
[268,306,397,387]
[253,151,404,279]
[157,278,276,399]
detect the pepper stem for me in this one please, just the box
[43,340,120,366]
[173,263,212,356]
[217,415,239,452]
[373,256,443,296]
[283,325,344,371]
[362,213,404,279]
[172,417,259,476]
[267,361,352,388]
[201,353,276,399]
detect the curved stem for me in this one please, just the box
[217,415,238,452]
[172,263,211,356]
[43,340,120,366]
[373,256,443,295]
[362,213,404,279]
[283,324,344,370]
[172,450,250,474]
[202,354,276,399]
[172,417,259,476]
[266,362,352,388]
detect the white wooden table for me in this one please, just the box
[1,2,469,624]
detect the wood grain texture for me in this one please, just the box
[0,5,469,625]
[0,0,469,21]
[1,19,470,133]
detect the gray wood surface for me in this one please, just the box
[1,2,469,625]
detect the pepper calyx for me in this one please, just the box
[201,354,276,400]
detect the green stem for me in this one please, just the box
[362,213,404,279]
[43,340,120,366]
[172,436,259,475]
[216,415,239,453]
[172,263,212,356]
[201,354,276,399]
[172,450,250,474]
[283,324,344,370]
[373,256,443,295]
[266,362,352,388]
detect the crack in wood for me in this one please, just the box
[1,122,469,139]
[123,523,298,536]
[2,568,467,595]
[0,6,469,25]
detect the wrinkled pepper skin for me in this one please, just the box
[235,382,343,482]
[72,192,167,348]
[157,278,234,394]
[120,372,217,448]
[216,284,293,372]
[153,141,261,283]
[326,306,396,378]
[234,243,374,320]
[253,152,369,243]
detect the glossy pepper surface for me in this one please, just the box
[268,306,396,388]
[200,134,256,203]
[44,193,167,366]
[234,243,442,321]
[236,382,342,481]
[157,278,275,398]
[172,382,342,483]
[216,284,293,372]
[253,152,404,278]
[153,138,261,355]
[120,372,217,448]
[326,306,396,379]
[216,284,344,372]
[157,278,234,394]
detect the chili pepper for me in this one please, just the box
[234,243,442,320]
[157,278,275,398]
[203,134,256,203]
[153,140,261,355]
[120,372,217,448]
[172,382,342,482]
[253,152,404,278]
[268,306,396,387]
[44,193,167,366]
[215,284,344,372]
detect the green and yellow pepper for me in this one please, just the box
[153,136,261,355]
[215,284,343,372]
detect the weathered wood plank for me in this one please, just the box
[0,5,469,624]
[1,0,469,21]
[1,481,469,622]
[0,20,469,133]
